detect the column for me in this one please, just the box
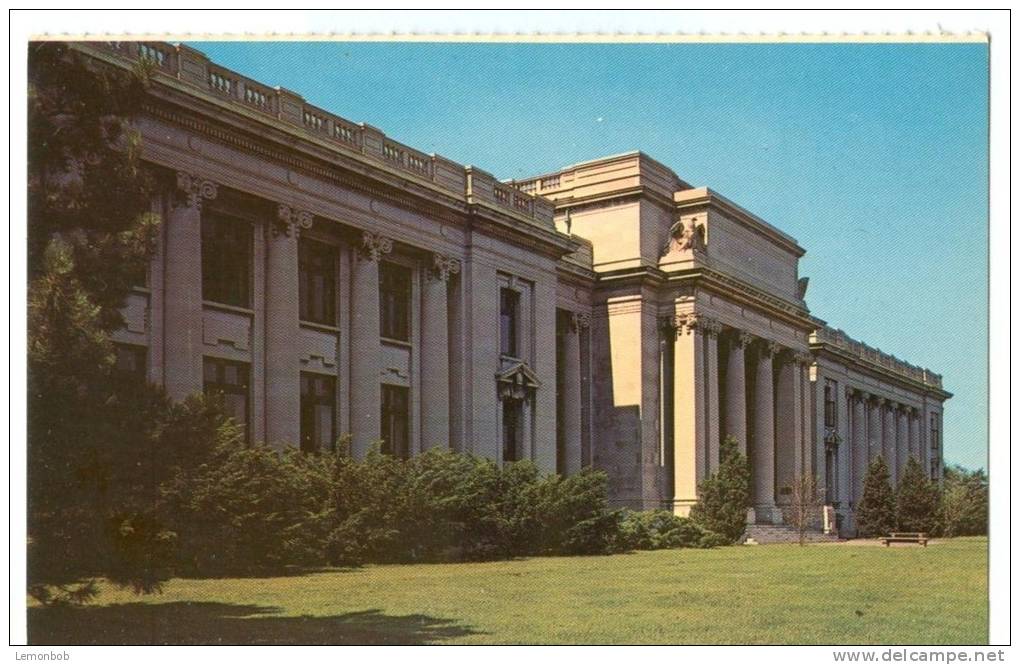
[672,312,706,516]
[704,318,722,473]
[884,400,898,484]
[263,205,308,447]
[420,253,459,450]
[560,311,587,475]
[909,407,921,462]
[774,351,797,504]
[163,172,216,401]
[349,231,392,458]
[724,332,751,455]
[868,396,883,463]
[836,385,852,509]
[752,340,779,523]
[896,406,910,475]
[851,391,868,505]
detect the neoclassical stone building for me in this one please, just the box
[72,41,950,536]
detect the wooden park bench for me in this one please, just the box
[880,532,928,547]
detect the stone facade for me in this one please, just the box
[79,41,950,538]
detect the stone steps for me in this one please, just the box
[742,524,842,545]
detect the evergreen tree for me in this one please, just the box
[690,436,751,542]
[896,457,940,533]
[855,456,896,537]
[941,465,988,537]
[27,43,175,604]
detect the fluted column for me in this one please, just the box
[264,205,310,447]
[164,172,216,401]
[852,391,868,505]
[349,231,392,457]
[752,340,779,523]
[420,253,459,450]
[672,312,706,516]
[896,406,910,472]
[883,400,898,483]
[774,350,797,504]
[868,396,883,463]
[704,318,722,473]
[724,332,751,455]
[561,311,588,475]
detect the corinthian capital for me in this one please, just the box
[428,252,461,282]
[701,316,723,337]
[758,339,782,358]
[794,352,815,366]
[274,204,314,238]
[358,231,394,262]
[675,312,701,336]
[175,171,217,210]
[733,331,755,349]
[569,311,591,332]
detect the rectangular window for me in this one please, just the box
[380,384,410,459]
[502,399,522,462]
[300,372,336,453]
[203,357,250,441]
[202,211,252,308]
[824,379,837,428]
[113,343,147,383]
[500,288,520,357]
[379,262,411,341]
[299,239,337,326]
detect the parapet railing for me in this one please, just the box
[811,325,943,389]
[90,41,554,228]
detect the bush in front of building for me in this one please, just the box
[855,456,897,537]
[689,436,752,543]
[614,510,716,550]
[940,465,988,537]
[895,457,941,534]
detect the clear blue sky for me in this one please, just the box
[189,40,989,471]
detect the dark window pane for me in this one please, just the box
[381,384,410,458]
[503,399,521,462]
[202,212,252,308]
[299,239,337,325]
[379,262,411,341]
[203,356,250,442]
[500,288,519,357]
[113,344,147,384]
[301,372,336,453]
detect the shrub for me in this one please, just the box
[856,456,896,537]
[690,436,751,543]
[615,510,710,550]
[896,457,940,533]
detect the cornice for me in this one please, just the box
[675,188,806,258]
[810,340,952,400]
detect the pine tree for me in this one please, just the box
[690,436,751,542]
[855,456,896,537]
[896,457,940,533]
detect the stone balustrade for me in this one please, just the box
[86,40,553,228]
[811,325,942,389]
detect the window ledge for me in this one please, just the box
[381,336,413,349]
[203,300,255,316]
[300,320,340,334]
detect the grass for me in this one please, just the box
[28,537,987,645]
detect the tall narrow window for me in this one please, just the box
[203,357,250,440]
[299,239,337,325]
[381,384,410,458]
[300,372,336,453]
[502,399,522,462]
[929,414,941,479]
[379,262,411,341]
[824,379,837,428]
[500,288,520,357]
[202,211,252,308]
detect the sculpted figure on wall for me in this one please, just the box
[664,215,706,255]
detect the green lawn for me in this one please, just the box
[28,537,987,645]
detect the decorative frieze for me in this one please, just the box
[274,204,314,238]
[358,231,394,262]
[428,252,461,282]
[175,171,217,210]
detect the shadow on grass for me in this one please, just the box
[28,602,481,645]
